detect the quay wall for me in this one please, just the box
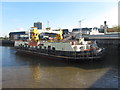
[0,40,14,46]
[83,34,120,45]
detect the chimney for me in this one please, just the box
[104,21,107,34]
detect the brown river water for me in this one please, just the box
[1,46,119,88]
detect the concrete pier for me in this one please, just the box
[1,40,14,46]
[83,34,120,45]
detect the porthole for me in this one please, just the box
[52,47,55,50]
[48,46,51,49]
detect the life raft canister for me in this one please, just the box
[70,41,76,45]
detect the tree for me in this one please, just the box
[107,26,120,32]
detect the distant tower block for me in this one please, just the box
[34,22,42,29]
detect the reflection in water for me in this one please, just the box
[30,65,41,81]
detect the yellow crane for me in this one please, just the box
[30,27,40,42]
[55,29,63,40]
[30,27,63,42]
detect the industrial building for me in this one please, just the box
[9,31,28,41]
[72,28,92,35]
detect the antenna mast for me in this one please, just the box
[79,19,85,38]
[47,21,49,28]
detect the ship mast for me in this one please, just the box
[46,21,51,30]
[79,19,85,38]
[47,21,49,28]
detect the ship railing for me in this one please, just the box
[16,44,105,59]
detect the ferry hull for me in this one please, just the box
[15,47,105,61]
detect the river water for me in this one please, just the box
[1,46,119,88]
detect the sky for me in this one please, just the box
[1,1,119,37]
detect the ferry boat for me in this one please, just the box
[14,27,105,60]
